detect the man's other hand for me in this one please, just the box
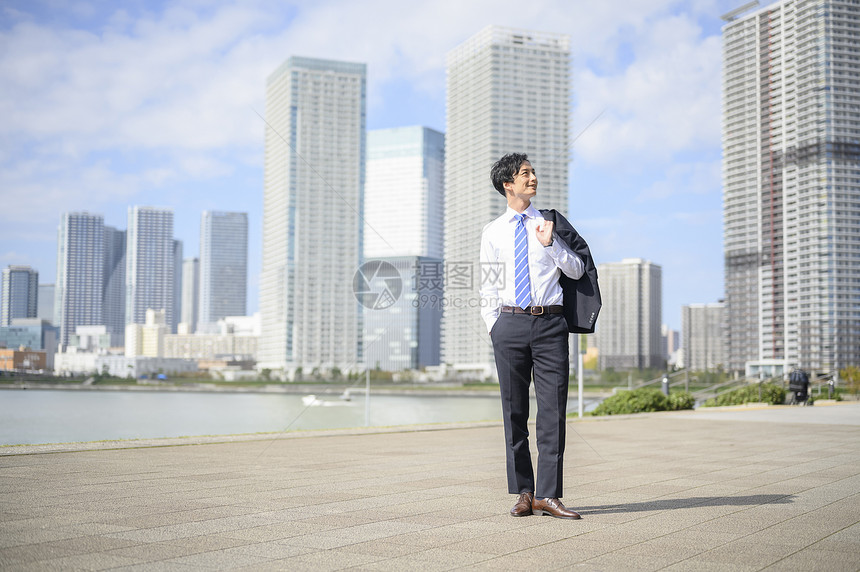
[536,221,554,246]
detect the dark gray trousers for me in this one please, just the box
[491,312,569,498]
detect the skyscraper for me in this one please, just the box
[102,226,126,346]
[258,57,366,376]
[364,127,444,259]
[126,207,176,331]
[594,258,663,370]
[682,303,727,372]
[181,257,199,333]
[172,239,183,334]
[1,265,38,326]
[722,0,860,374]
[362,126,444,371]
[199,211,248,330]
[37,284,54,324]
[55,212,104,348]
[442,26,571,371]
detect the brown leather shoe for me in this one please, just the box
[532,497,581,519]
[510,492,534,517]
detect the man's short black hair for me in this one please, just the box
[490,153,530,196]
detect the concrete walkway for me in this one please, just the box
[1,403,859,571]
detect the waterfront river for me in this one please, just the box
[0,389,598,446]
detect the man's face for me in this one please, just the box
[503,161,537,201]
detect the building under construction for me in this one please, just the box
[722,0,860,375]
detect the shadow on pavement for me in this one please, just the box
[577,494,795,515]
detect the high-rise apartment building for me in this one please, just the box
[594,258,663,370]
[362,126,444,371]
[55,212,104,348]
[126,207,176,331]
[258,57,366,376]
[722,0,860,374]
[181,257,199,333]
[661,325,680,363]
[37,284,54,324]
[1,266,39,326]
[682,303,727,372]
[199,211,248,330]
[364,127,444,259]
[172,239,183,334]
[102,226,126,346]
[442,26,571,372]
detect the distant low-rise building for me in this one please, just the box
[0,348,47,372]
[163,333,257,361]
[68,325,114,354]
[125,309,168,357]
[53,353,197,379]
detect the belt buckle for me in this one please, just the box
[530,306,544,316]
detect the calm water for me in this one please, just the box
[0,389,598,446]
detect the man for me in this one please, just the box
[479,152,586,519]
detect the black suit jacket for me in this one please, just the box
[540,209,602,334]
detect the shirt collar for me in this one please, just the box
[506,204,539,222]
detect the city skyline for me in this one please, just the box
[3,0,753,330]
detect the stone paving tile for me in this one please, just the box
[661,560,760,572]
[579,551,686,571]
[279,548,393,571]
[543,536,635,558]
[772,548,860,571]
[0,537,107,566]
[23,550,144,570]
[689,538,806,568]
[109,559,208,571]
[103,541,203,563]
[160,545,274,569]
[350,551,480,572]
[221,520,339,543]
[329,538,428,558]
[0,527,95,549]
[373,547,495,569]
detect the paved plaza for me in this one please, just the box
[1,402,859,570]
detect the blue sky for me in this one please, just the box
[0,0,757,330]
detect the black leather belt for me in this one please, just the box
[500,305,564,316]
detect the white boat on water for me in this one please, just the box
[302,394,353,407]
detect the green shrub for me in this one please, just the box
[701,382,786,407]
[667,391,696,411]
[590,388,695,416]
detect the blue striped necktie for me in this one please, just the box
[514,213,531,310]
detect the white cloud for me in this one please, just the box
[637,159,722,201]
[572,13,722,168]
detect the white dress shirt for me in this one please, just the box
[479,204,584,333]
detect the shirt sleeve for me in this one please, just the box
[544,232,585,280]
[479,229,502,334]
